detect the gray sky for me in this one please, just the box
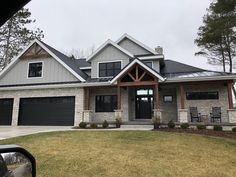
[26,0,219,71]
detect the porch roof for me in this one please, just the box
[110,58,166,84]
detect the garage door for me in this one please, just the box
[18,96,75,126]
[0,98,13,125]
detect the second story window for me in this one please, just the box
[143,61,153,68]
[28,62,43,78]
[99,61,121,77]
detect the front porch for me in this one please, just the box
[82,61,236,125]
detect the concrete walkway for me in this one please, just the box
[0,126,72,140]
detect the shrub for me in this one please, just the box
[232,127,236,132]
[152,115,161,129]
[102,120,109,128]
[79,122,87,128]
[213,125,222,131]
[180,123,189,129]
[197,124,206,130]
[115,117,122,128]
[167,120,175,128]
[90,123,98,129]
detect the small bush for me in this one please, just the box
[79,122,87,128]
[152,115,161,129]
[213,125,222,131]
[197,124,206,130]
[232,127,236,132]
[115,117,122,128]
[102,120,109,128]
[180,123,189,129]
[90,123,98,129]
[167,120,175,128]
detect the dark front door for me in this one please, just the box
[136,96,153,119]
[0,98,13,125]
[18,96,75,126]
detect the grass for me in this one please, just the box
[1,131,236,177]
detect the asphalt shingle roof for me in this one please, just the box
[40,41,88,80]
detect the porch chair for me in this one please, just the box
[189,107,201,122]
[210,107,221,123]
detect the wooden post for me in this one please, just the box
[117,84,121,110]
[180,84,185,109]
[84,87,90,110]
[154,81,160,109]
[227,81,233,109]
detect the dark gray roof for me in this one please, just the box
[74,59,91,68]
[161,59,205,75]
[40,41,88,80]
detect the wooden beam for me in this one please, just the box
[128,72,136,81]
[227,81,233,109]
[118,81,157,87]
[180,84,185,109]
[117,84,121,109]
[135,65,138,80]
[138,71,146,81]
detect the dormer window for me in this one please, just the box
[99,61,121,77]
[28,62,43,78]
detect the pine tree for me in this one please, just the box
[195,0,236,72]
[0,8,44,68]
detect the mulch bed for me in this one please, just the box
[155,128,236,140]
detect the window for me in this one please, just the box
[136,89,153,95]
[163,95,173,102]
[95,95,117,112]
[186,91,219,100]
[99,62,121,77]
[28,62,42,78]
[143,61,152,68]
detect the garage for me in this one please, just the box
[0,98,13,125]
[18,96,75,126]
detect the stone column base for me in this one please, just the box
[178,109,188,123]
[83,110,93,122]
[227,109,236,123]
[153,109,162,123]
[114,109,123,120]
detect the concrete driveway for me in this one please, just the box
[0,126,72,140]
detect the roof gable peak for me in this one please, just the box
[116,33,158,55]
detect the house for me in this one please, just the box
[0,33,236,126]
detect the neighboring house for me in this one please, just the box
[0,33,236,126]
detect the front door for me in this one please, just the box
[135,89,153,119]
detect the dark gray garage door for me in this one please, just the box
[18,96,75,126]
[0,98,13,125]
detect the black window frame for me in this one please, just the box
[163,95,173,102]
[99,61,121,77]
[186,91,219,100]
[95,95,117,112]
[28,62,43,78]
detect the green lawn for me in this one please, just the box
[1,131,236,177]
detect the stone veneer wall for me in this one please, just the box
[176,82,229,122]
[89,87,129,122]
[0,87,84,126]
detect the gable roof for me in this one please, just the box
[110,58,166,84]
[0,39,87,82]
[86,39,134,62]
[116,33,158,55]
[161,59,205,75]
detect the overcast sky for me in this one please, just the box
[25,0,220,71]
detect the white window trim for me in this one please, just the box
[143,61,153,68]
[27,61,44,79]
[97,60,123,78]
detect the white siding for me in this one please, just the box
[118,38,152,55]
[91,45,130,78]
[0,57,78,85]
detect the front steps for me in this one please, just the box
[120,121,153,129]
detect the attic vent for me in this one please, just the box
[155,46,163,54]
